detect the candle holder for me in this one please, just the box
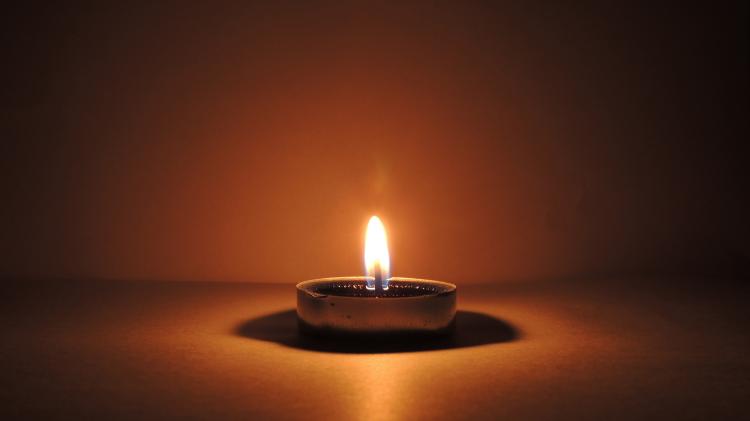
[296,276,457,336]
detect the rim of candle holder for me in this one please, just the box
[296,276,456,298]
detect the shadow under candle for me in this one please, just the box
[235,310,520,354]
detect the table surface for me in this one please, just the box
[1,278,748,419]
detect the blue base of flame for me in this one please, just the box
[365,276,391,291]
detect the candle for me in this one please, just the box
[296,216,457,336]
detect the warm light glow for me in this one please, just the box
[364,215,391,290]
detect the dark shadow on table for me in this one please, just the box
[235,310,519,353]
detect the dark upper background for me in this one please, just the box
[1,1,747,284]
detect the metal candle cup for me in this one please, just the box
[296,276,457,336]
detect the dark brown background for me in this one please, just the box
[2,1,748,284]
[2,4,749,419]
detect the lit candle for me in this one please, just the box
[296,216,457,336]
[364,216,390,291]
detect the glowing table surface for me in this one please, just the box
[1,278,747,419]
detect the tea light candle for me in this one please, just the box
[296,216,457,336]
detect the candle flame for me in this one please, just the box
[364,215,391,290]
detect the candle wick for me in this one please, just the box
[374,262,383,292]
